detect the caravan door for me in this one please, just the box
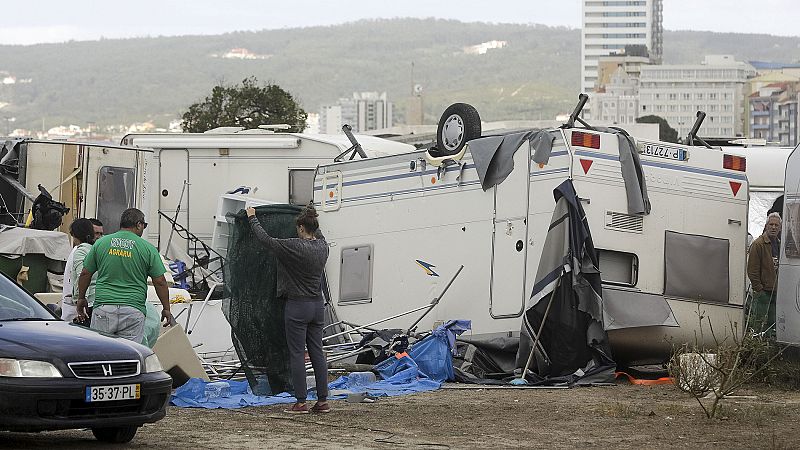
[157,149,189,254]
[84,146,139,235]
[490,143,531,318]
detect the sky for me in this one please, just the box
[0,0,797,45]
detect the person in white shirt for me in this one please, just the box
[60,219,98,323]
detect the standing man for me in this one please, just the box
[89,218,104,240]
[76,208,172,343]
[747,212,782,337]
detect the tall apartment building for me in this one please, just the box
[749,82,800,146]
[319,92,393,134]
[581,0,663,97]
[639,55,756,139]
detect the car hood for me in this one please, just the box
[0,321,149,364]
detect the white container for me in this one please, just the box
[677,353,720,393]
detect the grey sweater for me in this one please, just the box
[248,216,329,300]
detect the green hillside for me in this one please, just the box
[0,19,798,131]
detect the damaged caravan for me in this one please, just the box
[315,96,753,366]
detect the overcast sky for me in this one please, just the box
[0,0,797,45]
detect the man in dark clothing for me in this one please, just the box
[747,212,781,337]
[246,205,330,414]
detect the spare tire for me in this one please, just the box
[436,103,481,156]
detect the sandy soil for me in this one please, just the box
[2,383,799,449]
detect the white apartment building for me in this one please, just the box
[319,92,393,134]
[589,65,639,124]
[581,0,663,96]
[639,55,756,139]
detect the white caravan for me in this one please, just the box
[120,130,414,258]
[315,105,753,366]
[777,143,800,346]
[0,139,152,234]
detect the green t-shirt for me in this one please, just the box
[83,230,166,315]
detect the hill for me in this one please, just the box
[0,19,799,132]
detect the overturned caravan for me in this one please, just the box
[315,99,750,366]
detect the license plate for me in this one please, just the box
[85,384,140,402]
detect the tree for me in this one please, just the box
[636,115,679,143]
[181,77,307,133]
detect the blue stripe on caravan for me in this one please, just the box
[314,163,476,191]
[341,180,483,204]
[530,167,569,177]
[574,150,747,181]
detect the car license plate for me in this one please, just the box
[85,384,140,402]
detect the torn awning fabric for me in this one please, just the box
[516,179,615,385]
[467,130,557,191]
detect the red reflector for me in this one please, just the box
[729,181,742,196]
[571,131,601,149]
[580,159,593,174]
[723,154,746,172]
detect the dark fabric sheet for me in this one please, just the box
[223,204,302,395]
[467,130,556,191]
[594,127,651,215]
[516,179,616,384]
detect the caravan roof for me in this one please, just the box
[724,145,794,189]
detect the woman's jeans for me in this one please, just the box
[284,298,328,402]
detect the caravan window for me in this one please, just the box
[597,249,638,286]
[339,245,372,304]
[96,166,135,234]
[785,199,800,258]
[664,231,729,304]
[289,169,315,206]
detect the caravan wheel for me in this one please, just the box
[436,103,481,155]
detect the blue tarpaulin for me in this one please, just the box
[171,365,440,409]
[376,320,471,382]
[171,319,471,409]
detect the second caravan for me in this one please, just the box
[315,100,752,365]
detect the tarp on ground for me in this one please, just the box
[171,366,441,409]
[515,179,616,385]
[374,320,471,383]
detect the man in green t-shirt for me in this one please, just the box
[76,208,172,344]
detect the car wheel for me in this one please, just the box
[92,425,139,443]
[436,103,481,155]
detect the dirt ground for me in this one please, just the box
[2,383,799,449]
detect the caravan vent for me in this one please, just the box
[605,211,643,233]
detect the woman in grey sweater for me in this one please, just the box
[246,205,330,414]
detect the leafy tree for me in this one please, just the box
[636,115,679,143]
[181,77,307,133]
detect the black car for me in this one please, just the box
[0,273,172,443]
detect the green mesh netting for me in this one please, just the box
[223,204,302,395]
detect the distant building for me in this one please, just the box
[319,92,393,134]
[589,46,654,124]
[589,65,639,125]
[744,71,800,137]
[581,0,663,101]
[749,82,800,146]
[305,113,320,134]
[638,55,756,139]
[463,40,508,55]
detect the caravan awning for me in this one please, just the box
[602,288,679,330]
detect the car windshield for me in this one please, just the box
[0,274,55,321]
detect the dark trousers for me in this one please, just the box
[284,299,328,402]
